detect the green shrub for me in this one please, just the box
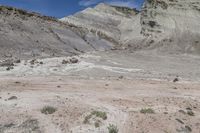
[94,121,100,128]
[140,108,155,114]
[91,111,107,120]
[41,106,57,115]
[83,114,92,124]
[107,124,118,133]
[83,110,107,124]
[187,110,194,116]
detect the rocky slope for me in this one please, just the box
[0,6,114,59]
[61,0,200,54]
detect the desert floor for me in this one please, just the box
[0,51,200,133]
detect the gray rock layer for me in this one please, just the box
[0,6,114,59]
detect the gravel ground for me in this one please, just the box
[0,51,200,133]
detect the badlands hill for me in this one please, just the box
[61,0,200,54]
[60,3,142,49]
[0,6,114,59]
[0,0,200,60]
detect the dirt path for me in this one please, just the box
[0,76,200,133]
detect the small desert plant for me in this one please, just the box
[94,121,100,128]
[149,21,156,28]
[107,124,119,133]
[91,111,107,120]
[83,114,92,124]
[41,106,57,115]
[140,108,155,114]
[83,110,107,124]
[187,110,195,116]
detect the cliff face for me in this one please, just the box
[141,0,200,54]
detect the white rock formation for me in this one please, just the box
[60,3,142,47]
[141,0,200,54]
[61,1,200,54]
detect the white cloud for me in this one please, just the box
[79,0,137,8]
[79,0,102,6]
[106,1,135,7]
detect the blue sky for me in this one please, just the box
[0,0,144,18]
